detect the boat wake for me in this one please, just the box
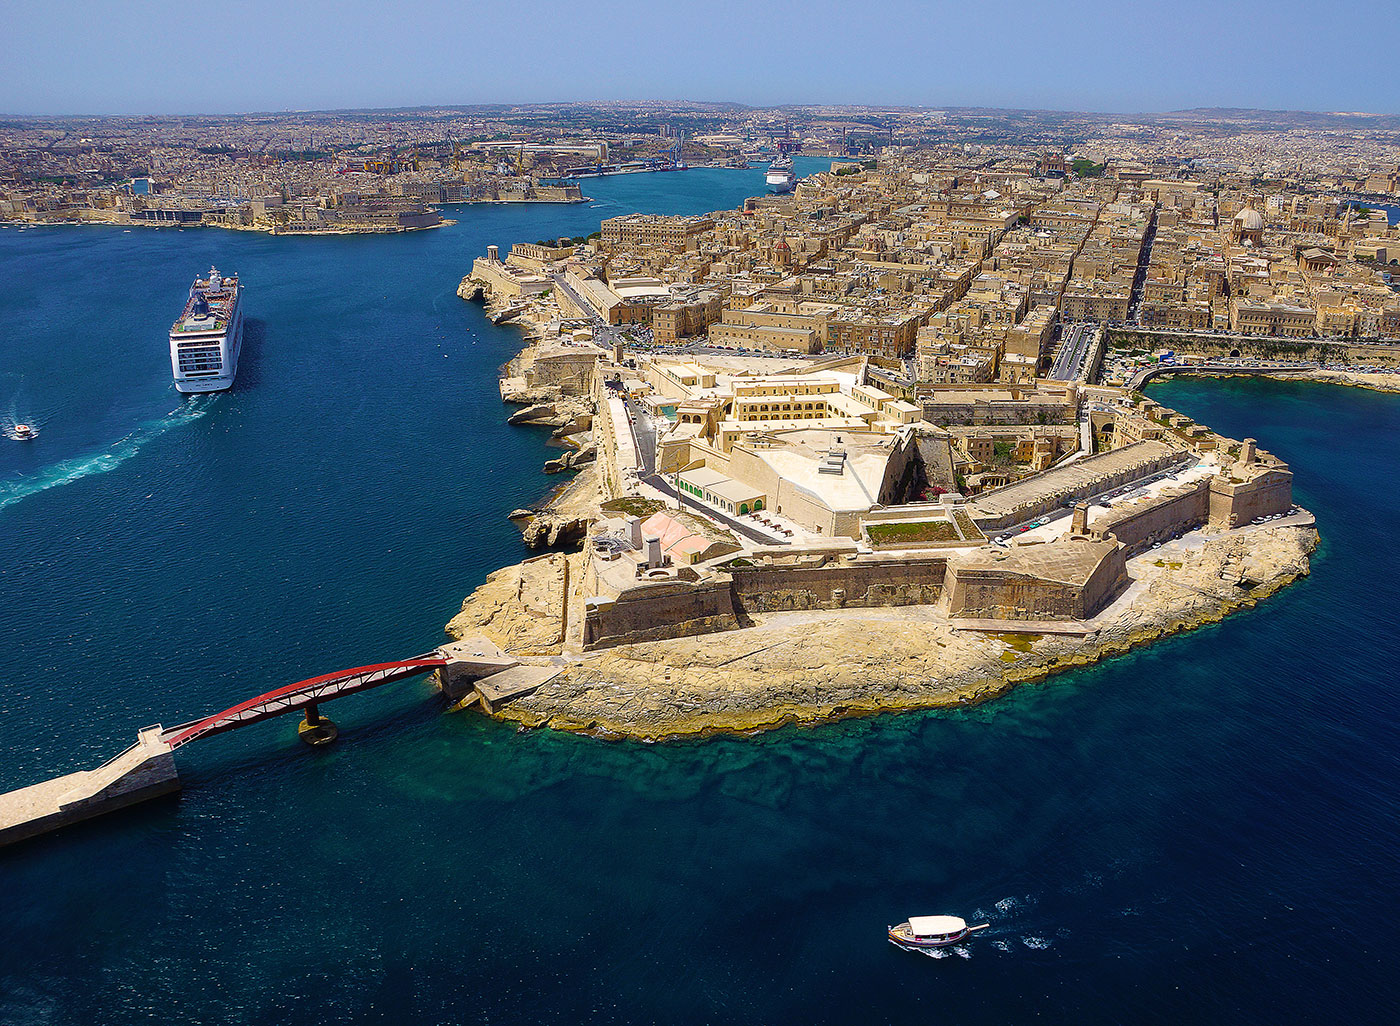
[963,894,1064,955]
[0,398,214,513]
[895,942,973,960]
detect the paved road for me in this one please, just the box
[1125,361,1317,391]
[644,473,791,546]
[987,456,1199,542]
[630,404,659,475]
[1049,323,1095,381]
[549,272,623,350]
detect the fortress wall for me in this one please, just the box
[944,545,1128,622]
[528,350,599,395]
[970,441,1184,532]
[1209,468,1294,530]
[946,570,1081,621]
[921,400,1074,427]
[1108,330,1400,367]
[1080,546,1131,617]
[1094,479,1211,556]
[582,577,739,650]
[730,557,948,613]
[471,256,550,300]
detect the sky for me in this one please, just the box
[1,0,1395,116]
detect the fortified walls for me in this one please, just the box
[729,553,948,614]
[579,553,951,650]
[1091,479,1212,555]
[1208,462,1293,529]
[943,536,1128,622]
[969,439,1186,532]
[582,575,740,651]
[1106,329,1400,368]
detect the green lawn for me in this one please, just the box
[867,520,961,545]
[600,497,665,518]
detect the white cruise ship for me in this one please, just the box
[169,267,244,393]
[766,154,796,194]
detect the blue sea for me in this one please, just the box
[2,161,1399,1023]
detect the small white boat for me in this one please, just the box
[13,423,36,440]
[888,915,988,949]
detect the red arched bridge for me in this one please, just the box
[161,655,448,748]
[0,642,567,849]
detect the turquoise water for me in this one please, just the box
[2,165,1399,1023]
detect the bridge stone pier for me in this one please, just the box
[0,726,180,848]
[434,637,562,713]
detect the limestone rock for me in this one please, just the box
[507,397,594,430]
[456,277,485,301]
[445,524,1318,740]
[507,403,557,426]
[520,513,592,549]
[501,383,562,406]
[543,444,597,475]
[551,413,594,438]
[445,552,577,655]
[491,304,527,325]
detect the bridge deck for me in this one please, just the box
[163,657,447,748]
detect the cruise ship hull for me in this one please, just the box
[170,270,244,393]
[766,158,796,194]
[173,308,243,393]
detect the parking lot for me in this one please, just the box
[991,456,1206,545]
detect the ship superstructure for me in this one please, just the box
[169,267,244,393]
[766,154,796,194]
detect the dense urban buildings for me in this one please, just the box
[451,119,1376,679]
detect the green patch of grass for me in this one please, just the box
[1000,651,1019,663]
[867,520,960,545]
[723,557,754,568]
[600,497,665,518]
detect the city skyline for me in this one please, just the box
[4,0,1397,116]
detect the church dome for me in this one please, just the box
[1235,208,1264,231]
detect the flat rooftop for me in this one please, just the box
[950,535,1119,587]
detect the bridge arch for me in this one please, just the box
[163,657,447,749]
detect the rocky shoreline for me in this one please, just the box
[441,513,1318,741]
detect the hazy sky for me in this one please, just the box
[2,0,1395,116]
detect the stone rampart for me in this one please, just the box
[1107,329,1400,367]
[1209,467,1293,529]
[970,440,1185,531]
[944,542,1128,621]
[582,576,739,650]
[1093,479,1211,555]
[730,556,948,613]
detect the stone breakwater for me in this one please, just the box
[442,524,1318,742]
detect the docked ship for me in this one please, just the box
[169,267,243,393]
[766,154,796,194]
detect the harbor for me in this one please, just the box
[1,159,1398,1024]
